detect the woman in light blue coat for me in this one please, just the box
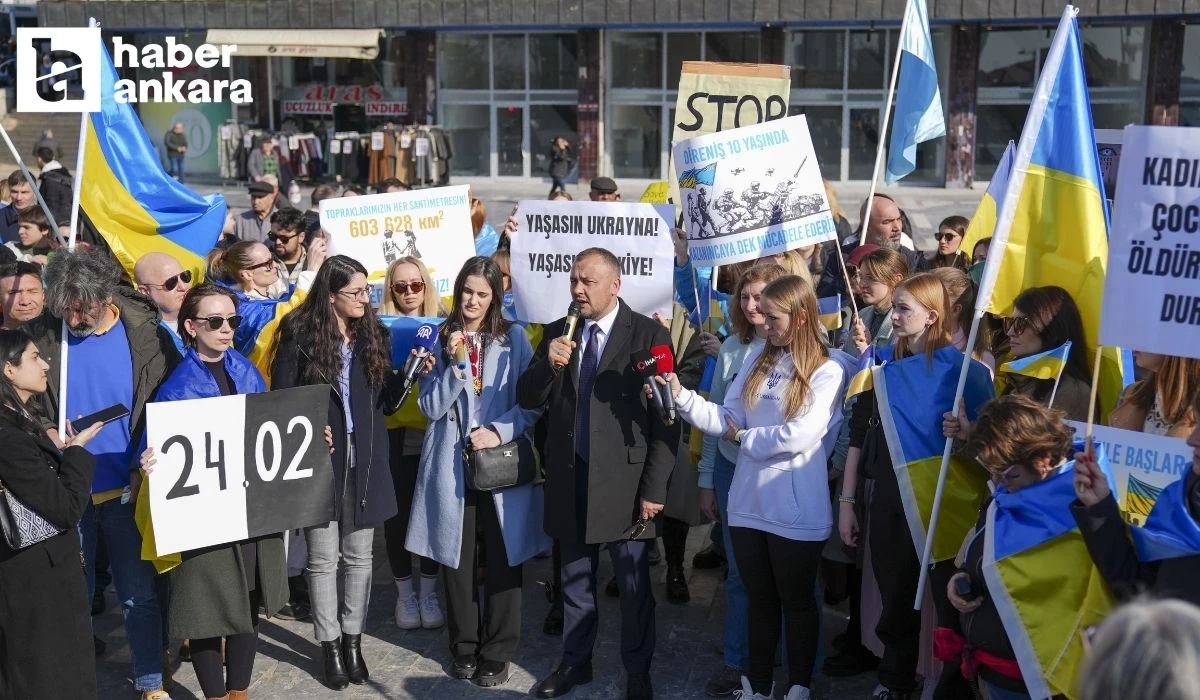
[406,256,547,688]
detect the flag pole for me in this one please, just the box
[1048,355,1067,409]
[0,123,65,246]
[56,17,95,438]
[1084,345,1104,458]
[857,0,911,248]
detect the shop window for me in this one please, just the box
[444,104,490,176]
[704,32,760,64]
[530,34,578,90]
[977,28,1047,89]
[792,32,844,90]
[494,34,525,90]
[531,105,579,176]
[847,30,887,90]
[667,33,702,90]
[611,33,663,89]
[611,105,662,178]
[1079,26,1144,88]
[440,34,489,90]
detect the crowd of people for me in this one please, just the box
[0,167,1197,700]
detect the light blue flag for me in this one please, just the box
[885,0,945,184]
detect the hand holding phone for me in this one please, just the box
[71,404,130,433]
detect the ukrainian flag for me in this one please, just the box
[818,295,843,331]
[234,288,309,383]
[961,140,1014,260]
[966,6,1125,420]
[1124,473,1164,525]
[1131,475,1200,561]
[678,163,717,190]
[81,41,226,280]
[994,340,1071,396]
[983,450,1116,700]
[844,345,879,404]
[876,345,995,561]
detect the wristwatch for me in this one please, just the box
[733,429,746,445]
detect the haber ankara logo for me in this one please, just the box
[17,27,102,113]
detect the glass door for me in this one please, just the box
[496,105,525,176]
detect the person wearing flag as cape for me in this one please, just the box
[839,273,994,700]
[1072,390,1200,607]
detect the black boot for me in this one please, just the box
[665,563,690,604]
[322,640,349,690]
[341,633,369,684]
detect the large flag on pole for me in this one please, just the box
[961,140,1015,270]
[81,43,226,280]
[884,0,945,184]
[970,5,1124,419]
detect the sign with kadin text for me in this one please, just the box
[673,115,838,267]
[147,385,333,556]
[510,201,676,324]
[320,185,476,298]
[1100,125,1200,358]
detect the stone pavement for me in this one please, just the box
[94,526,881,699]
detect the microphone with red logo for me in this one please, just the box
[632,345,677,426]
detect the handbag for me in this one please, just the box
[0,477,64,550]
[453,402,538,492]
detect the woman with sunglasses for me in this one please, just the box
[406,256,547,687]
[378,255,447,631]
[655,274,848,700]
[844,247,909,359]
[138,284,293,700]
[271,256,400,691]
[999,286,1092,422]
[930,216,970,271]
[211,239,326,378]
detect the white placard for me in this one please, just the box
[371,131,385,151]
[1067,421,1192,526]
[415,137,430,157]
[1100,125,1200,357]
[672,115,838,267]
[510,201,675,324]
[401,133,412,149]
[320,185,476,298]
[329,139,342,155]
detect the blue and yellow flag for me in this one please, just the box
[678,163,717,190]
[961,140,1014,262]
[844,345,879,404]
[965,6,1125,420]
[233,288,309,383]
[81,43,226,280]
[994,340,1071,397]
[1131,475,1200,561]
[983,450,1116,700]
[818,295,843,331]
[876,345,995,561]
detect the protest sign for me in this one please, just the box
[1099,126,1200,358]
[672,115,838,267]
[510,201,675,324]
[320,185,476,300]
[1067,421,1191,525]
[640,181,669,204]
[147,385,333,556]
[668,62,790,210]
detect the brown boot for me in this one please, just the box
[205,696,228,700]
[227,691,248,700]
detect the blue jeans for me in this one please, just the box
[713,450,749,670]
[81,498,165,691]
[169,155,184,180]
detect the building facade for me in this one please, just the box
[36,0,1200,186]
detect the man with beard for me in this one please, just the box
[845,193,927,275]
[269,208,311,287]
[43,248,179,700]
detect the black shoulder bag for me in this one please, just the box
[453,402,539,492]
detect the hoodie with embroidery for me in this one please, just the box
[676,344,846,541]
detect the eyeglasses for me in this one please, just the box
[246,259,276,272]
[1002,315,1039,337]
[335,288,370,300]
[193,314,243,331]
[391,281,425,295]
[144,269,192,292]
[935,232,960,242]
[267,231,300,243]
[622,517,648,540]
[846,265,859,276]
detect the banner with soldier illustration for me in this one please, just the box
[319,185,476,300]
[673,115,838,267]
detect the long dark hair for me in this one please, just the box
[177,284,239,349]
[276,255,391,387]
[439,256,512,347]
[0,328,39,428]
[1013,286,1090,382]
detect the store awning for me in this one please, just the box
[205,29,383,60]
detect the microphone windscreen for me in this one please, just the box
[650,344,675,374]
[631,349,657,378]
[413,324,437,352]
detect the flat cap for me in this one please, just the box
[589,176,618,194]
[248,181,275,196]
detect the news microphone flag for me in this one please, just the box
[884,0,946,184]
[81,41,226,281]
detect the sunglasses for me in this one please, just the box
[391,281,425,295]
[1002,315,1038,337]
[144,269,192,292]
[246,259,277,272]
[268,231,300,243]
[935,233,960,242]
[193,314,243,331]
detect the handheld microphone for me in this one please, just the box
[449,322,469,371]
[633,348,675,426]
[397,323,437,405]
[650,344,677,425]
[554,301,583,369]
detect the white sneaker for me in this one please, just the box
[732,676,773,699]
[783,685,811,700]
[419,591,445,629]
[395,592,421,629]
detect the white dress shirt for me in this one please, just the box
[579,301,620,365]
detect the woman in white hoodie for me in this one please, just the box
[655,274,847,700]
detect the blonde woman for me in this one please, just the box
[845,248,909,359]
[379,255,445,630]
[929,266,995,371]
[657,274,847,700]
[1109,353,1200,438]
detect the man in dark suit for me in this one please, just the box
[518,247,679,700]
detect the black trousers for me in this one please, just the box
[730,527,824,693]
[383,437,439,579]
[661,515,690,568]
[443,488,523,663]
[869,501,922,693]
[191,591,261,697]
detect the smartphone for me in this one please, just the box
[954,575,978,602]
[73,403,130,430]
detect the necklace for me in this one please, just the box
[466,332,485,395]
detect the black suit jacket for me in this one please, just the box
[517,299,680,544]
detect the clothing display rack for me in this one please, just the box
[367,124,452,189]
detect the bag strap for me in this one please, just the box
[451,400,470,453]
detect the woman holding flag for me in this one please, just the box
[655,274,847,700]
[999,286,1092,421]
